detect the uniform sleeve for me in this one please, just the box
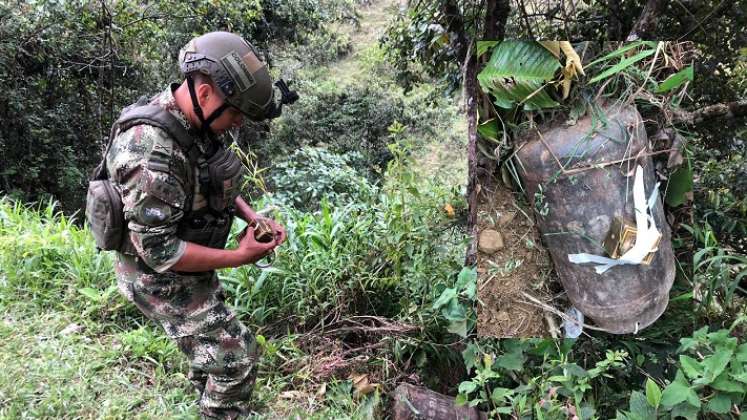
[112,125,191,273]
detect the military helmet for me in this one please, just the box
[178,32,274,121]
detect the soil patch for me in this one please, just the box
[476,173,563,338]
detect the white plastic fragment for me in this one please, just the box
[567,165,662,274]
[563,307,584,338]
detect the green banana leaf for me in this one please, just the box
[477,40,560,111]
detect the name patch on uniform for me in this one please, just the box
[221,51,255,93]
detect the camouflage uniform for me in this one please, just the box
[107,85,258,419]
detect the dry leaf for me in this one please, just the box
[552,42,585,99]
[539,41,560,58]
[348,372,379,396]
[279,391,304,399]
[561,75,573,99]
[667,131,686,169]
[316,382,327,397]
[560,41,585,76]
[443,203,455,218]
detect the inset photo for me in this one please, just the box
[471,40,700,338]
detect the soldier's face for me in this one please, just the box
[197,83,244,134]
[210,105,244,134]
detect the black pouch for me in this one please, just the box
[177,212,233,249]
[206,147,245,212]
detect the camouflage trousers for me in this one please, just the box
[175,317,259,419]
[116,260,258,419]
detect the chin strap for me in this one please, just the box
[187,75,231,138]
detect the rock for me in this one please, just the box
[496,311,510,322]
[478,229,504,254]
[60,323,83,336]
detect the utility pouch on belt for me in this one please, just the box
[178,210,233,249]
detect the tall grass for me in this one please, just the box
[0,137,469,338]
[0,197,114,310]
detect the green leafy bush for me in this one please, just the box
[266,79,408,175]
[453,320,747,420]
[269,147,376,212]
[618,320,747,419]
[0,0,359,213]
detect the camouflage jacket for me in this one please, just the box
[106,84,234,338]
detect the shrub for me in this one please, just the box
[265,79,408,175]
[268,147,377,212]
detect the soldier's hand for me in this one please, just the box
[236,226,277,265]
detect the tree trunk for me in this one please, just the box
[606,0,623,40]
[627,0,666,40]
[484,0,511,39]
[464,45,479,266]
[465,0,511,266]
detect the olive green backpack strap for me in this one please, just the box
[116,104,209,217]
[116,105,201,166]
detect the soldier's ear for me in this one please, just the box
[195,82,214,108]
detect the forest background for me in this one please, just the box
[0,0,746,419]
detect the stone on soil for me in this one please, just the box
[479,229,504,254]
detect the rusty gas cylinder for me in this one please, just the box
[515,103,675,334]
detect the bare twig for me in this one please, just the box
[627,0,666,41]
[672,100,747,125]
[626,41,663,108]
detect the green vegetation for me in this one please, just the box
[0,0,358,213]
[447,35,746,419]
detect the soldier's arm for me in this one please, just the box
[171,227,276,271]
[234,195,259,222]
[115,125,192,273]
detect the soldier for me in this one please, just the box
[88,31,296,419]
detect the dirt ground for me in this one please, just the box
[475,172,564,338]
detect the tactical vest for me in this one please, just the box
[85,96,245,256]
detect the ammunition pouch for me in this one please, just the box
[206,146,244,212]
[178,208,234,249]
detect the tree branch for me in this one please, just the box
[464,42,479,266]
[627,0,666,41]
[672,100,747,125]
[484,0,510,39]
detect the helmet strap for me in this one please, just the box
[186,75,231,139]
